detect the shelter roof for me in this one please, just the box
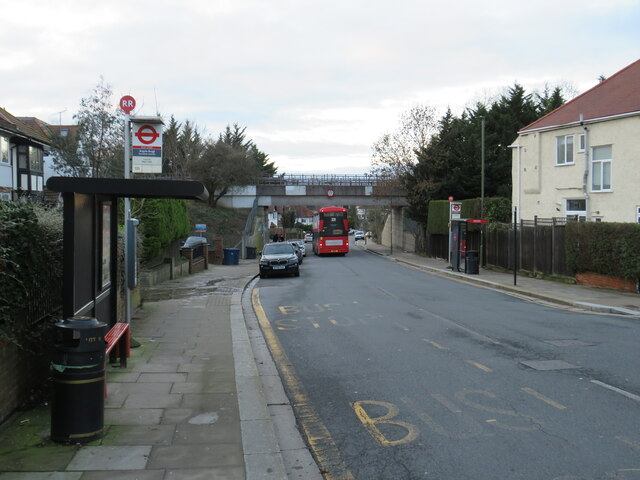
[46,177,209,202]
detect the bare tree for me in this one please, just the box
[74,77,124,178]
[370,104,438,179]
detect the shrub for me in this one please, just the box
[0,201,62,349]
[566,222,640,281]
[136,198,191,262]
[426,197,511,235]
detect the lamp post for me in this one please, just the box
[480,116,485,271]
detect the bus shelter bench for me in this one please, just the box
[104,322,130,397]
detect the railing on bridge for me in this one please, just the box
[257,174,391,187]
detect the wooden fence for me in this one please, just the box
[426,217,573,277]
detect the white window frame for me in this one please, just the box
[565,198,586,222]
[0,136,9,164]
[556,135,574,165]
[591,145,612,192]
[637,206,640,223]
[577,134,585,153]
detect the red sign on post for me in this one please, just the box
[119,95,136,114]
[134,125,160,144]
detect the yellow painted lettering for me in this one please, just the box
[278,306,300,315]
[351,400,419,447]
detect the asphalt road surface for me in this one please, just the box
[255,244,640,480]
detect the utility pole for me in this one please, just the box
[480,116,485,271]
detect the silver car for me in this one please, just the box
[290,239,306,257]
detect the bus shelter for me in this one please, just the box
[450,218,487,274]
[45,176,208,443]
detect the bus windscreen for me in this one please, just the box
[320,212,346,236]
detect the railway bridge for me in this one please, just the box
[216,174,413,253]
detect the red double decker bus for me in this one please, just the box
[312,206,349,255]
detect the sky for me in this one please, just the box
[2,0,639,175]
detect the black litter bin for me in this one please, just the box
[245,246,257,259]
[223,248,240,265]
[465,250,479,274]
[51,316,108,444]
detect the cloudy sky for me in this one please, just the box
[2,0,638,174]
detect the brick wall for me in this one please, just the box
[576,272,638,293]
[0,342,49,426]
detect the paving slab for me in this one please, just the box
[66,445,152,470]
[104,408,163,426]
[146,444,243,469]
[101,425,175,446]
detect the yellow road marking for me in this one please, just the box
[351,400,419,447]
[423,339,446,350]
[330,319,338,325]
[253,289,354,480]
[521,387,567,410]
[465,360,493,372]
[395,323,410,331]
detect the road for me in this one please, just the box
[254,244,640,480]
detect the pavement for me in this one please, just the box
[0,243,638,480]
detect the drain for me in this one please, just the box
[520,360,580,371]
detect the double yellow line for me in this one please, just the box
[252,289,354,480]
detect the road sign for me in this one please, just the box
[195,224,207,232]
[131,121,162,173]
[119,96,136,114]
[135,125,160,145]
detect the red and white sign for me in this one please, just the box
[119,95,136,114]
[327,189,335,198]
[131,121,163,173]
[450,202,462,220]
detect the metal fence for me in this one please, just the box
[257,174,389,187]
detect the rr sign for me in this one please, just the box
[119,95,136,114]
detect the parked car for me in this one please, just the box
[354,230,365,241]
[304,233,313,242]
[289,241,304,264]
[290,239,306,257]
[182,236,208,248]
[259,242,300,278]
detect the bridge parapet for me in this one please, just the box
[258,174,386,187]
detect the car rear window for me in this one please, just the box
[264,244,294,255]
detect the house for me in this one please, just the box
[511,58,640,223]
[18,116,79,182]
[0,108,51,200]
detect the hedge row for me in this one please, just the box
[566,222,640,281]
[136,198,191,262]
[426,197,511,235]
[0,201,62,348]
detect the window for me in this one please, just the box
[0,136,9,164]
[566,198,586,222]
[29,146,43,172]
[578,134,585,153]
[637,206,640,223]
[0,192,11,201]
[591,145,612,191]
[556,135,574,164]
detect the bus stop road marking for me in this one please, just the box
[521,387,567,410]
